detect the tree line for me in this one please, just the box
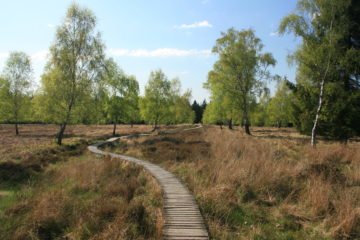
[1,0,359,146]
[0,4,194,145]
[203,0,360,145]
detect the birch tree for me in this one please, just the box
[139,70,172,130]
[1,52,33,135]
[40,3,105,145]
[102,58,139,136]
[205,28,275,134]
[279,0,360,145]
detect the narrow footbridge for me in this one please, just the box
[88,127,209,240]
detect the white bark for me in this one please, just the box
[311,9,334,147]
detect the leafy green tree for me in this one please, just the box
[30,90,47,123]
[86,72,110,125]
[166,79,194,124]
[169,88,194,124]
[40,3,105,145]
[205,28,276,134]
[124,75,141,127]
[205,68,243,129]
[202,100,226,128]
[140,70,193,129]
[1,52,33,135]
[102,59,140,136]
[280,0,360,144]
[103,59,126,135]
[0,77,10,122]
[252,88,270,127]
[140,70,172,130]
[266,80,293,127]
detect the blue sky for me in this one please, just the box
[0,0,299,102]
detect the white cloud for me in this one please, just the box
[175,20,213,29]
[47,23,55,28]
[108,48,211,57]
[31,50,49,62]
[270,31,279,37]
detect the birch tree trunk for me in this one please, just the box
[311,13,334,147]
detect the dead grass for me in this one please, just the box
[0,124,151,186]
[1,124,359,239]
[0,124,151,163]
[0,124,161,239]
[0,154,162,240]
[113,125,360,239]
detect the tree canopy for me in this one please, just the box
[102,58,140,136]
[39,3,105,144]
[1,52,33,135]
[205,28,276,133]
[266,79,293,128]
[191,100,207,124]
[1,1,358,145]
[140,70,194,129]
[279,0,360,144]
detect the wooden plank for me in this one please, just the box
[88,126,209,240]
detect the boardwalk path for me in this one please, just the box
[88,126,209,240]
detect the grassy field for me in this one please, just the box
[110,126,360,240]
[0,124,151,163]
[0,124,359,239]
[0,124,163,240]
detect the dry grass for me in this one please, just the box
[0,124,151,188]
[0,124,161,239]
[1,124,359,239]
[0,124,151,163]
[113,125,360,239]
[0,154,163,240]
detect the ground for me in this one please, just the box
[0,124,359,239]
[0,124,162,240]
[110,126,360,239]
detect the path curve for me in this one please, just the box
[88,125,209,240]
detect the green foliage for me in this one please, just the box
[38,3,105,144]
[139,70,172,127]
[0,52,33,130]
[0,77,11,122]
[203,97,242,126]
[279,0,360,139]
[124,75,141,124]
[168,79,194,124]
[266,79,293,127]
[191,100,207,124]
[202,100,222,125]
[205,28,276,133]
[251,88,270,127]
[140,70,194,127]
[102,58,140,128]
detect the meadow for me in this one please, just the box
[1,1,359,239]
[0,124,163,240]
[0,124,359,239]
[110,125,360,239]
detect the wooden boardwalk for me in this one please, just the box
[88,128,209,240]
